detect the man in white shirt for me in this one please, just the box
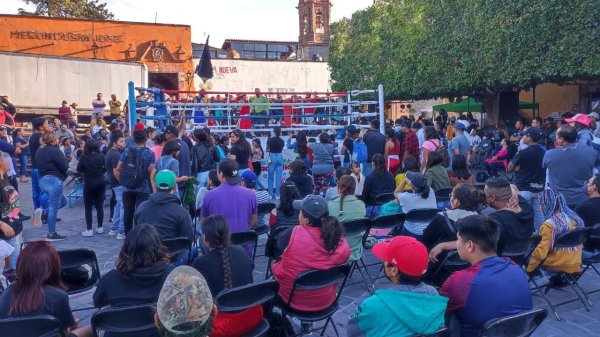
[92,92,106,120]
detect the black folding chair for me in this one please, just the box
[58,248,101,295]
[577,224,600,295]
[360,213,406,280]
[429,250,470,284]
[91,304,157,337]
[255,202,276,257]
[480,308,548,337]
[163,237,193,265]
[276,264,351,337]
[435,188,453,204]
[231,230,260,263]
[367,193,396,218]
[0,315,66,337]
[265,226,294,279]
[528,229,590,320]
[216,280,280,337]
[404,208,439,225]
[341,218,373,291]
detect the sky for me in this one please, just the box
[2,0,373,45]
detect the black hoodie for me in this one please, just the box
[489,196,534,254]
[133,192,193,241]
[93,262,173,308]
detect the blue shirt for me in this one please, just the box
[119,146,156,194]
[449,134,470,163]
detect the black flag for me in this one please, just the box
[196,36,214,81]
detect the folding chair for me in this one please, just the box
[58,248,101,296]
[366,192,396,218]
[0,315,66,337]
[341,218,373,291]
[404,208,439,226]
[216,280,279,337]
[231,230,260,263]
[480,308,548,337]
[255,202,277,257]
[91,304,157,337]
[435,188,453,204]
[528,229,590,320]
[163,237,193,265]
[577,224,600,295]
[429,250,469,285]
[265,226,294,279]
[361,213,405,280]
[276,264,351,337]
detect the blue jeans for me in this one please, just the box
[18,153,27,177]
[31,168,48,210]
[268,153,284,198]
[520,190,543,231]
[362,162,373,177]
[111,186,125,235]
[6,233,22,270]
[39,175,67,234]
[196,171,210,189]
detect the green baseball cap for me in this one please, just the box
[155,170,176,192]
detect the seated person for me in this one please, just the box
[325,167,350,201]
[93,224,173,310]
[269,182,300,228]
[483,138,515,177]
[394,156,420,189]
[440,215,532,337]
[527,189,585,279]
[285,160,314,198]
[328,175,367,262]
[0,241,92,337]
[347,236,447,337]
[192,215,261,337]
[362,154,395,216]
[272,195,350,311]
[575,174,600,257]
[423,151,451,191]
[240,170,271,228]
[394,171,437,239]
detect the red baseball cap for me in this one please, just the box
[372,236,429,277]
[134,122,145,131]
[565,113,591,127]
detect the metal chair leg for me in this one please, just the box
[565,274,592,309]
[531,277,561,320]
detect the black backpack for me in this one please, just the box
[119,147,147,189]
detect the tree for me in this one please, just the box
[329,0,600,123]
[18,0,114,20]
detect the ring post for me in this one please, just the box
[128,81,136,133]
[378,84,385,133]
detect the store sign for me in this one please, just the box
[10,30,124,43]
[212,66,238,75]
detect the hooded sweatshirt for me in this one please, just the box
[134,192,193,241]
[488,196,534,254]
[347,283,447,337]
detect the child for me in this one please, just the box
[251,138,265,189]
[150,140,189,192]
[350,161,365,196]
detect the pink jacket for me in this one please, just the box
[272,224,350,311]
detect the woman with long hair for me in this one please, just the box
[93,223,172,308]
[192,215,261,337]
[287,130,310,169]
[228,129,251,172]
[449,154,473,186]
[424,151,451,191]
[150,133,166,161]
[285,159,314,198]
[191,128,218,188]
[0,241,92,337]
[328,175,366,261]
[216,135,230,160]
[361,153,395,206]
[269,181,301,228]
[526,189,585,277]
[395,155,420,190]
[68,139,85,174]
[421,126,442,169]
[267,126,285,199]
[310,133,335,196]
[394,171,437,239]
[384,128,401,174]
[272,195,350,311]
[77,140,106,237]
[251,138,266,190]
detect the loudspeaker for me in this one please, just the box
[499,91,520,126]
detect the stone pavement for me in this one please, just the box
[14,182,600,336]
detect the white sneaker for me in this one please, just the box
[96,227,104,234]
[116,233,126,240]
[82,230,94,237]
[108,229,118,236]
[32,208,43,227]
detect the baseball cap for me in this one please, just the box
[372,236,429,277]
[588,112,600,120]
[523,127,542,142]
[218,159,241,184]
[164,125,179,135]
[241,170,257,185]
[157,266,214,335]
[293,194,329,221]
[134,122,145,131]
[453,122,466,130]
[565,113,591,127]
[400,119,412,127]
[405,171,428,191]
[155,170,176,192]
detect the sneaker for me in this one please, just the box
[108,229,118,236]
[46,232,66,241]
[96,227,104,234]
[116,233,126,240]
[81,230,94,237]
[19,213,31,221]
[33,208,43,226]
[41,212,61,225]
[108,218,113,223]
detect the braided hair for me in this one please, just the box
[337,175,356,216]
[538,189,585,249]
[202,215,233,289]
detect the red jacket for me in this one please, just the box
[272,224,350,311]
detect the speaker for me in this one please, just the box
[499,91,520,126]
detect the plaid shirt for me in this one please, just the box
[401,130,420,160]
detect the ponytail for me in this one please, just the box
[419,186,430,199]
[217,245,232,289]
[319,215,344,253]
[337,175,356,216]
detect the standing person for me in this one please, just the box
[448,122,471,164]
[92,92,106,121]
[11,128,29,182]
[421,126,443,170]
[191,129,218,188]
[163,125,191,194]
[340,125,358,169]
[216,135,230,160]
[399,120,420,162]
[30,117,51,225]
[36,132,68,241]
[251,138,266,190]
[114,130,156,235]
[384,128,401,175]
[287,131,310,170]
[237,95,253,131]
[251,88,270,132]
[543,125,600,206]
[267,126,285,199]
[105,134,126,240]
[108,94,122,118]
[228,129,252,173]
[508,127,546,229]
[58,100,71,123]
[310,133,335,196]
[362,120,386,177]
[575,174,600,257]
[565,114,594,147]
[150,133,166,161]
[78,141,107,237]
[151,140,190,193]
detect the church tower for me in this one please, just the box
[297,0,332,61]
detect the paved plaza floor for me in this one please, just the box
[15,182,600,336]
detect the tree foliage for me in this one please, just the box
[330,0,600,105]
[18,0,114,20]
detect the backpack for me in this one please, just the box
[119,147,148,189]
[351,139,368,164]
[427,140,450,167]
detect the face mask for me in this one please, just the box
[394,126,401,133]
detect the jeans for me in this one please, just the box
[6,233,22,270]
[39,175,67,234]
[123,191,149,234]
[520,190,544,231]
[196,171,210,189]
[362,162,373,177]
[31,168,48,210]
[268,153,284,198]
[83,178,106,230]
[18,153,27,177]
[111,186,125,235]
